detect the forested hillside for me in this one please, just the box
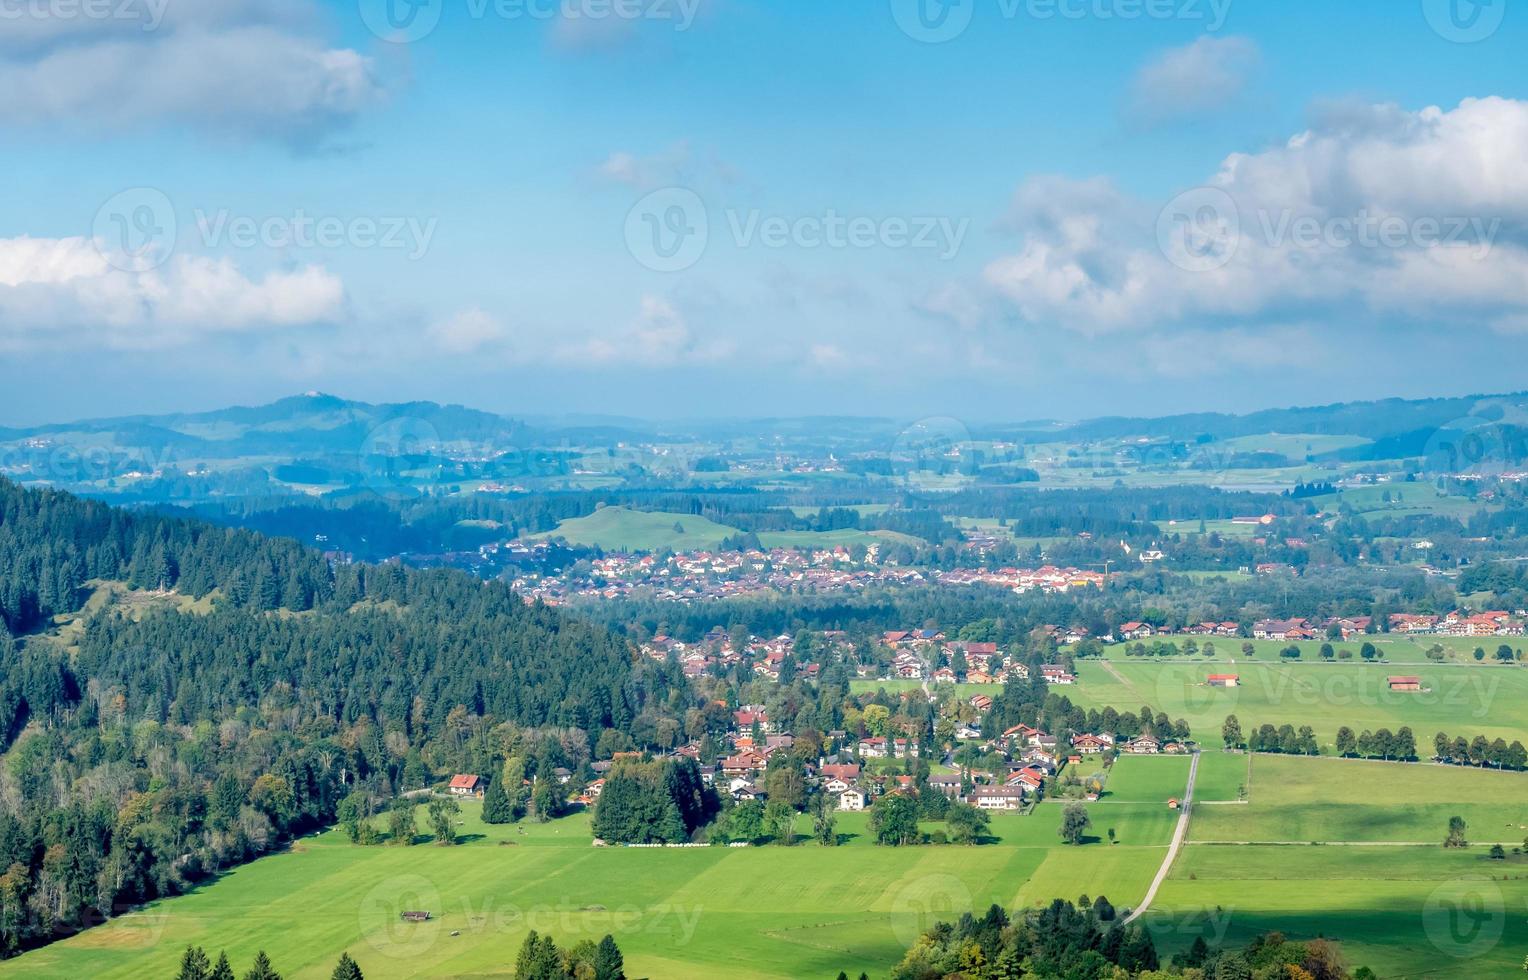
[0,479,662,957]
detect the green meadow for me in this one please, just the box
[1191,754,1528,844]
[532,505,913,552]
[533,507,742,551]
[1068,659,1528,749]
[8,750,1525,978]
[1,758,1188,980]
[1155,755,1528,978]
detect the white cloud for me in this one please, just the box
[596,142,694,190]
[555,294,733,367]
[981,97,1528,336]
[0,1,386,145]
[428,308,509,354]
[0,236,344,350]
[1126,36,1261,127]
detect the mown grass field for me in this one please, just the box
[1191,754,1528,844]
[1,758,1188,980]
[1190,751,1250,803]
[1068,659,1528,749]
[1155,756,1528,978]
[532,506,742,551]
[532,505,914,552]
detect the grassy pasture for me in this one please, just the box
[532,507,741,551]
[1190,755,1528,844]
[1095,636,1525,664]
[1191,751,1250,803]
[532,505,914,552]
[1,759,1190,980]
[1069,659,1528,749]
[1154,844,1528,979]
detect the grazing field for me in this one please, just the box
[1191,755,1528,844]
[1096,636,1526,664]
[534,506,742,550]
[1098,755,1193,803]
[1154,757,1528,977]
[532,505,912,552]
[1154,844,1528,978]
[1070,659,1528,749]
[2,757,1190,980]
[1190,751,1250,803]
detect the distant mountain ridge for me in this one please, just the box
[9,389,1526,447]
[988,391,1528,444]
[0,392,532,460]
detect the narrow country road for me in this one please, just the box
[1123,750,1199,925]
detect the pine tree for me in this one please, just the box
[481,777,514,824]
[514,930,542,980]
[242,950,281,980]
[176,945,211,980]
[330,952,364,980]
[592,933,624,980]
[210,953,236,980]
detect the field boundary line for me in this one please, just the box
[1122,750,1198,925]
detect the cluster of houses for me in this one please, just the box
[934,565,1110,595]
[878,631,1039,684]
[512,553,1119,607]
[512,545,937,605]
[1117,610,1527,643]
[638,628,844,681]
[1387,610,1526,637]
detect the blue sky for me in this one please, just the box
[1,0,1526,424]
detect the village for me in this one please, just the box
[506,543,1108,606]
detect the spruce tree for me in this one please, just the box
[242,950,281,980]
[592,934,624,980]
[481,776,514,824]
[330,952,364,980]
[176,945,211,980]
[210,953,236,980]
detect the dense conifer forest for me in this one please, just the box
[0,479,662,956]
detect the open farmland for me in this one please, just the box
[1152,756,1528,978]
[1068,659,1528,750]
[0,757,1189,980]
[1190,754,1528,844]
